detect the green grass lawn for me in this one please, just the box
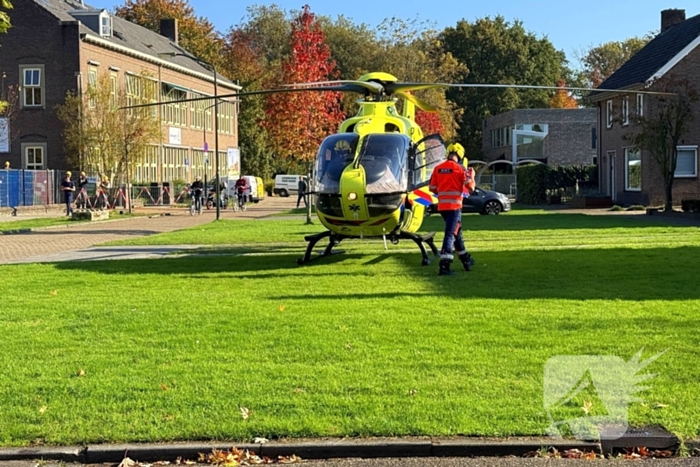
[1,211,699,446]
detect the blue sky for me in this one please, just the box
[87,0,697,69]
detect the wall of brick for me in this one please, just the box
[80,42,239,183]
[0,0,239,184]
[597,44,700,206]
[482,109,596,167]
[0,0,81,170]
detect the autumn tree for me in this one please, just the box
[220,28,275,179]
[56,72,161,188]
[439,16,570,157]
[576,36,651,89]
[262,5,344,170]
[549,79,578,109]
[0,0,11,34]
[623,75,699,211]
[376,17,465,141]
[114,0,222,68]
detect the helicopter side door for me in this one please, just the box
[408,134,446,191]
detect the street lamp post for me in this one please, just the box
[158,52,221,220]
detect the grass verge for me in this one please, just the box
[0,210,698,445]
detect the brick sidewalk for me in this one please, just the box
[0,196,298,264]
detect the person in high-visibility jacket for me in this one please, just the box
[429,142,476,276]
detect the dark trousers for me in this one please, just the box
[65,194,73,215]
[297,192,307,208]
[439,209,465,259]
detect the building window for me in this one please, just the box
[675,146,697,178]
[88,66,98,108]
[110,72,118,107]
[606,100,613,128]
[101,15,112,37]
[162,83,188,127]
[23,144,45,169]
[622,97,629,126]
[21,66,43,107]
[636,94,644,117]
[624,148,641,191]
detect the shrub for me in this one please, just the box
[681,199,700,212]
[627,205,646,211]
[609,205,625,211]
[516,165,551,204]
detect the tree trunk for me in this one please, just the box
[664,176,673,212]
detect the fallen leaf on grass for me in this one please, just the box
[49,290,58,296]
[582,400,593,414]
[77,369,86,377]
[254,437,269,444]
[278,304,285,312]
[653,403,669,409]
[293,388,305,394]
[240,407,251,419]
[160,383,169,391]
[39,405,47,414]
[408,389,417,396]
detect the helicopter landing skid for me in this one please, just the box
[297,231,349,265]
[392,231,440,266]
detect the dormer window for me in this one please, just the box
[101,15,112,37]
[68,9,112,38]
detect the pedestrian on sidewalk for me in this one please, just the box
[61,171,76,217]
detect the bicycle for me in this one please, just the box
[235,188,247,212]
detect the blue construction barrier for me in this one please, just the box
[0,169,57,208]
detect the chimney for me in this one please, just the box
[160,18,179,45]
[661,9,685,33]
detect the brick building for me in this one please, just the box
[0,0,240,184]
[482,109,597,167]
[589,9,700,206]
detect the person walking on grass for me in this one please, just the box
[428,142,476,276]
[297,177,308,209]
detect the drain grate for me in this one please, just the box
[600,425,678,454]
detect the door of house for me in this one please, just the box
[608,151,616,201]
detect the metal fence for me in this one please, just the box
[476,173,517,197]
[0,169,62,208]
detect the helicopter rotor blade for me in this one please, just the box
[394,90,439,112]
[386,82,676,97]
[118,84,365,111]
[283,80,384,94]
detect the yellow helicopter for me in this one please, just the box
[122,72,672,266]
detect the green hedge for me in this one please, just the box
[681,199,700,212]
[515,165,598,205]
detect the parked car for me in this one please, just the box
[428,187,511,215]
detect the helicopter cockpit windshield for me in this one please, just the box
[357,134,409,194]
[315,133,359,194]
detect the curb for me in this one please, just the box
[0,438,602,463]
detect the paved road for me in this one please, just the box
[0,196,299,264]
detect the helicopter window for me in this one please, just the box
[410,135,446,188]
[358,134,409,194]
[315,133,359,194]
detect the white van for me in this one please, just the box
[273,174,305,197]
[227,176,265,203]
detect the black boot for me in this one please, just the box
[459,253,475,271]
[438,259,456,276]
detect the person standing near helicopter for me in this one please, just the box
[429,142,476,276]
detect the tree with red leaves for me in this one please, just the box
[415,109,444,136]
[263,5,344,167]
